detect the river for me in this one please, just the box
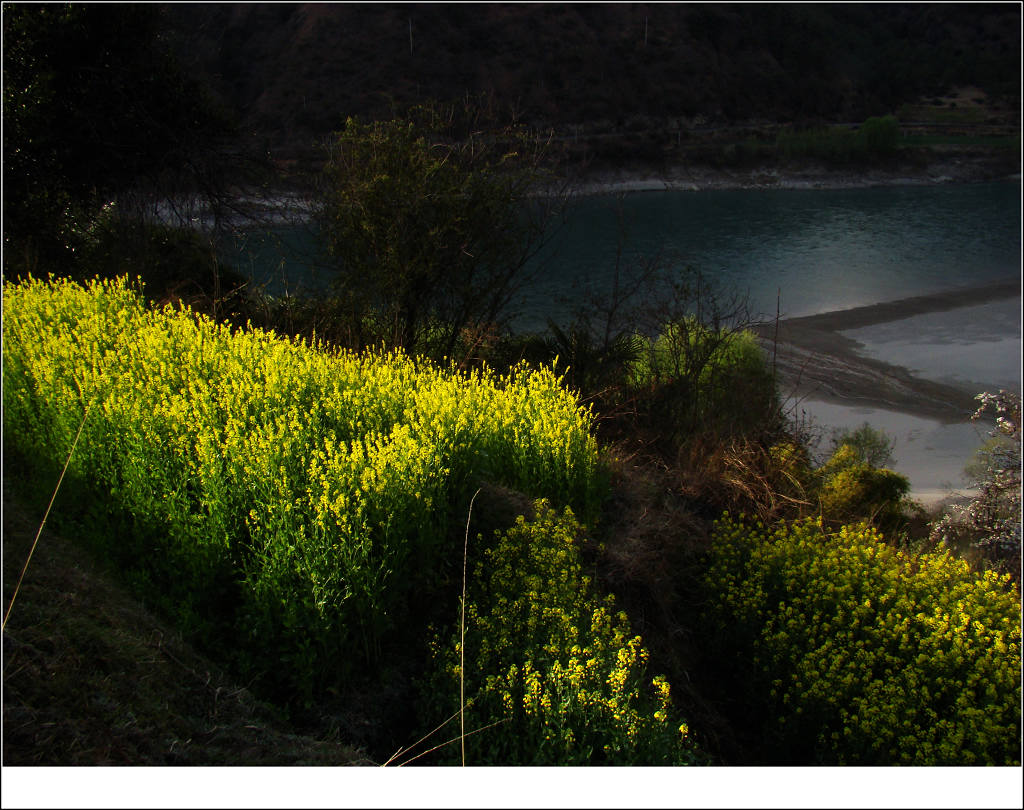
[221,181,1018,321]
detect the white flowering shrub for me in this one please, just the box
[931,391,1021,580]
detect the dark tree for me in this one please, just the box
[315,99,565,361]
[3,3,236,274]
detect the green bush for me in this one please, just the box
[424,501,699,765]
[775,126,856,163]
[628,318,776,438]
[3,275,603,703]
[316,101,556,361]
[857,114,900,156]
[828,421,895,468]
[718,428,910,529]
[775,115,900,164]
[817,443,911,529]
[702,514,1021,765]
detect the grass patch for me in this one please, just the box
[2,469,372,765]
[900,133,1020,149]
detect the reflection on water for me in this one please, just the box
[221,182,1021,328]
[841,297,1022,394]
[522,181,1020,330]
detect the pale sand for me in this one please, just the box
[568,154,1020,195]
[753,277,1021,423]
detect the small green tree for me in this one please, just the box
[816,443,910,529]
[608,265,778,443]
[828,421,896,468]
[629,318,775,437]
[315,100,561,361]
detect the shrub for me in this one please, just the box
[702,514,1021,765]
[707,428,909,531]
[775,115,900,164]
[316,100,559,361]
[775,126,856,163]
[816,443,911,529]
[2,275,603,703]
[827,421,896,469]
[856,114,900,156]
[424,501,699,765]
[628,318,776,439]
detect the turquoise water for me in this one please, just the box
[220,181,1021,329]
[521,181,1021,329]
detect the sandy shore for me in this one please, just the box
[569,153,1019,195]
[752,277,1022,424]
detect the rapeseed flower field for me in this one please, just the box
[703,515,1021,765]
[3,275,603,701]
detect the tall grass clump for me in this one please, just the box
[701,514,1021,765]
[2,275,603,702]
[423,500,700,765]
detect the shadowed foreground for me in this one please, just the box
[1,467,372,766]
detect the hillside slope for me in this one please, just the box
[163,3,1020,162]
[2,467,373,766]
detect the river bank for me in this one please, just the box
[568,151,1020,195]
[753,277,1021,421]
[229,147,1019,222]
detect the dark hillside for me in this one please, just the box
[163,3,1021,162]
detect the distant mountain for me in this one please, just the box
[162,3,1020,161]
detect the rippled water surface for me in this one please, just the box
[224,181,1021,330]
[520,181,1021,328]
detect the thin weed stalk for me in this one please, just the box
[381,709,461,767]
[393,718,508,767]
[381,488,482,768]
[461,487,481,766]
[3,404,91,631]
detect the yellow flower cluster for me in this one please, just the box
[2,275,603,700]
[704,514,1021,765]
[428,500,698,765]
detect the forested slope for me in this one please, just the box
[164,4,1021,160]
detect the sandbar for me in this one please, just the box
[753,277,1021,423]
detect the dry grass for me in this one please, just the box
[711,437,814,523]
[588,445,750,763]
[2,469,373,766]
